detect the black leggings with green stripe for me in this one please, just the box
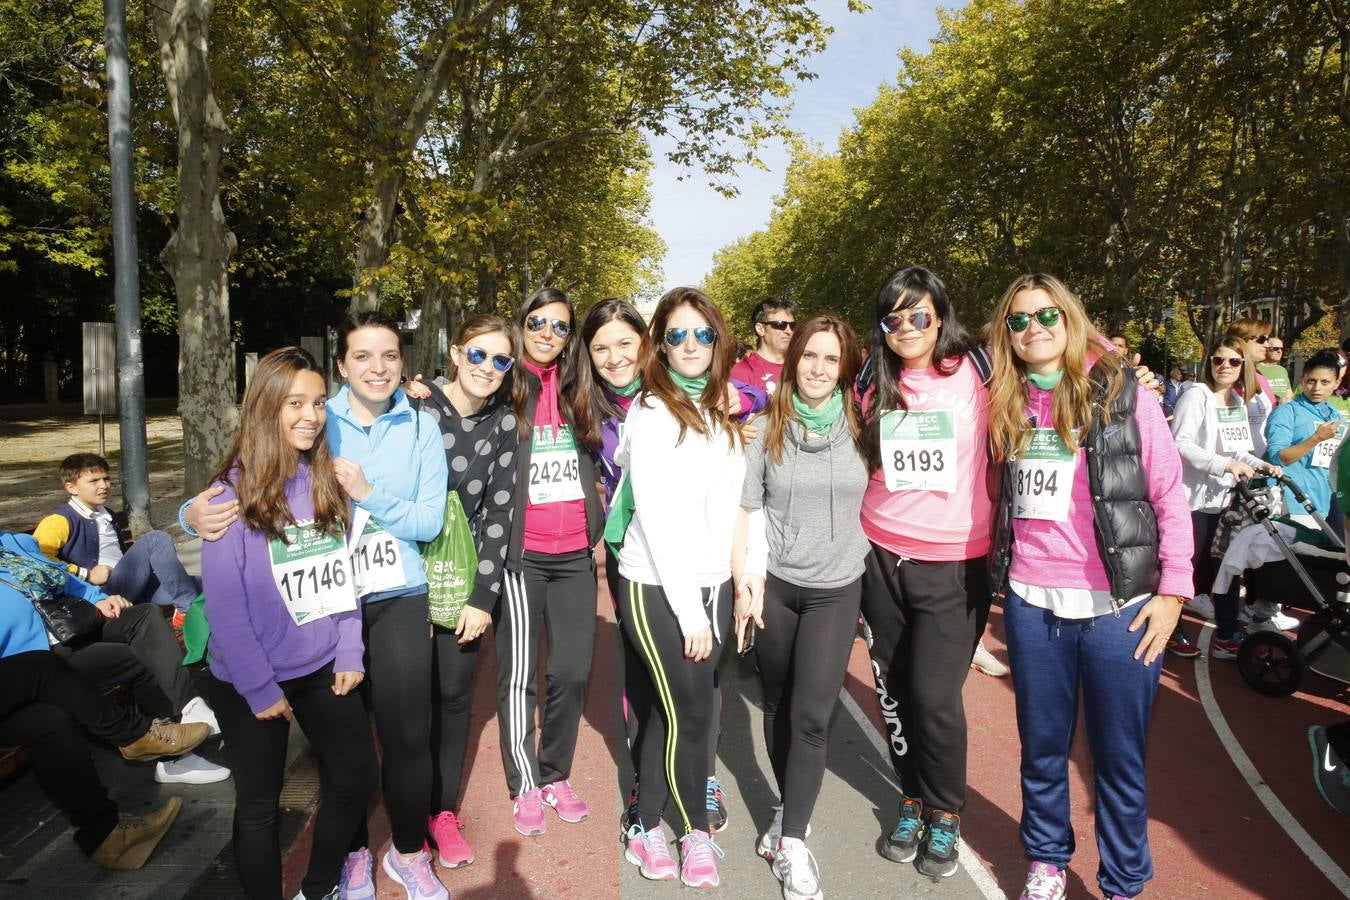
[618,576,734,835]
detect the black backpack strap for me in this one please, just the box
[857,354,877,396]
[967,347,994,387]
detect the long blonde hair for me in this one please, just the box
[987,274,1125,463]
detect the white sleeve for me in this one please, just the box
[1171,389,1229,479]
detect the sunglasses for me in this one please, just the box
[664,326,718,347]
[1005,307,1063,333]
[1267,346,1284,352]
[880,310,934,334]
[1210,355,1243,368]
[1254,335,1268,344]
[763,319,795,332]
[462,346,514,373]
[525,315,572,338]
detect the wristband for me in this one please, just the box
[177,498,199,539]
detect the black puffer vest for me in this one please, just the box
[988,361,1160,613]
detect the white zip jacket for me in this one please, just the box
[1171,382,1267,513]
[615,393,746,638]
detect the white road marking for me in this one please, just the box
[1195,624,1350,894]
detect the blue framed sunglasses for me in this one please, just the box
[463,346,514,372]
[664,326,718,347]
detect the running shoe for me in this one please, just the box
[1165,630,1200,659]
[916,810,960,878]
[1018,861,1067,900]
[512,787,547,836]
[154,751,230,784]
[771,837,823,900]
[338,847,375,900]
[1210,633,1245,660]
[1184,593,1215,620]
[879,797,924,863]
[619,780,639,840]
[428,810,473,868]
[678,829,724,888]
[1309,725,1350,815]
[624,824,679,880]
[290,890,338,900]
[971,640,1009,677]
[706,776,728,833]
[381,845,448,900]
[541,779,589,823]
[757,803,813,859]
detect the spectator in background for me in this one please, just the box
[1163,366,1192,419]
[731,298,796,395]
[1226,318,1278,456]
[1260,336,1293,402]
[1108,334,1141,366]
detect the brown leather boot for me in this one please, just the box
[91,796,183,869]
[118,718,209,761]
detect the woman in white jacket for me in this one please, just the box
[1170,336,1280,659]
[612,287,744,889]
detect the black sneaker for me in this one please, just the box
[879,797,924,863]
[917,810,961,878]
[1309,726,1350,815]
[619,780,639,841]
[706,777,728,833]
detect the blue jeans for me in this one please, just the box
[1004,590,1161,899]
[104,530,200,609]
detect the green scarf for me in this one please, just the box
[792,387,843,434]
[668,368,709,399]
[1027,369,1064,390]
[608,374,642,397]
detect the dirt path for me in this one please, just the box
[0,401,190,536]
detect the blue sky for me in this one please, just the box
[646,1,955,290]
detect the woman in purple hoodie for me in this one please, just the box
[202,347,378,900]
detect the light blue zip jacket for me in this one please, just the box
[1265,393,1342,517]
[327,385,448,602]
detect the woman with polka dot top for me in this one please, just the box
[405,314,523,869]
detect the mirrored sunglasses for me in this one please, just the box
[664,326,717,347]
[1005,307,1063,333]
[463,346,514,373]
[880,310,933,334]
[525,315,572,338]
[1209,355,1243,369]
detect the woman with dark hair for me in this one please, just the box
[403,314,521,869]
[186,314,450,898]
[201,346,379,900]
[612,287,743,888]
[856,266,993,878]
[734,312,870,900]
[576,298,766,837]
[496,287,605,836]
[985,274,1192,900]
[1267,348,1347,522]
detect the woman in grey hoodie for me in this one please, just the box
[734,313,871,900]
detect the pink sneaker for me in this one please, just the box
[512,787,546,836]
[428,810,474,868]
[380,845,448,900]
[339,847,375,900]
[624,824,678,880]
[1018,861,1067,900]
[678,829,724,888]
[541,779,590,823]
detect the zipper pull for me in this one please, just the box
[1111,598,1124,618]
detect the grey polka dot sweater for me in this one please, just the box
[411,380,519,614]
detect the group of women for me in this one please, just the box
[183,265,1227,900]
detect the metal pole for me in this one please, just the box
[104,0,152,534]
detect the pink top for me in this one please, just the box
[522,359,589,554]
[860,356,992,561]
[1008,382,1194,596]
[731,351,784,396]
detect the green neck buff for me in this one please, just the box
[608,375,642,397]
[667,368,709,400]
[792,387,843,434]
[1026,369,1064,390]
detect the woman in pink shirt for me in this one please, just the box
[985,274,1192,900]
[858,265,994,878]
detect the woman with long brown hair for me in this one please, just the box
[734,312,870,900]
[985,274,1192,900]
[202,346,378,900]
[612,287,743,888]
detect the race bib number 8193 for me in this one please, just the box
[879,410,957,493]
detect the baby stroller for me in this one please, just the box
[1220,475,1350,696]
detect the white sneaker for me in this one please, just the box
[971,640,1009,677]
[1185,594,1216,620]
[154,752,231,784]
[180,696,221,736]
[757,804,811,859]
[772,837,823,900]
[1248,600,1299,631]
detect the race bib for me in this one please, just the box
[880,410,956,493]
[529,424,584,504]
[269,521,358,626]
[349,508,405,597]
[1311,422,1348,469]
[1215,404,1254,455]
[1012,429,1077,521]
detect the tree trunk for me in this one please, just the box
[153,0,238,495]
[350,171,402,314]
[413,277,451,378]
